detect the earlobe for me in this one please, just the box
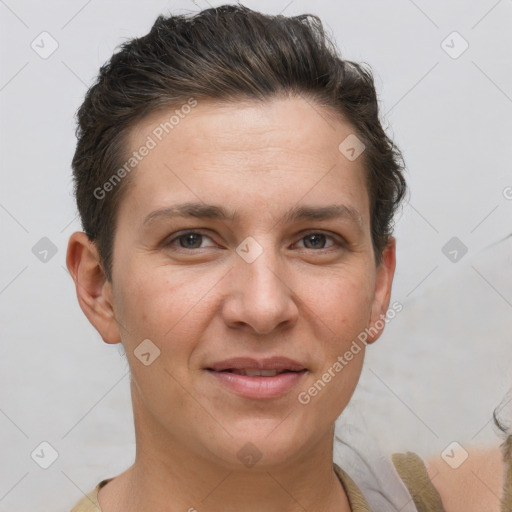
[66,231,121,345]
[366,237,396,344]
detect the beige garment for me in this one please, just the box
[500,435,512,512]
[69,451,452,512]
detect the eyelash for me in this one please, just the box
[163,230,345,252]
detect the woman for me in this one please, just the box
[66,5,509,511]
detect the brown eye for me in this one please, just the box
[302,233,328,249]
[165,231,217,250]
[177,233,204,249]
[295,232,341,250]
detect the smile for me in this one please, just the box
[206,367,308,399]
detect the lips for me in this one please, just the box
[206,356,306,373]
[205,356,307,399]
[225,369,288,377]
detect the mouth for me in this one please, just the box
[206,356,307,373]
[204,357,308,399]
[212,368,303,377]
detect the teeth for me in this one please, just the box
[231,369,280,377]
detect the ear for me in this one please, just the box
[66,231,121,345]
[366,237,396,344]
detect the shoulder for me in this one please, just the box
[424,445,505,512]
[391,451,446,510]
[70,478,112,512]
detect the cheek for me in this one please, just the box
[322,274,373,398]
[115,265,219,351]
[310,269,375,335]
[116,268,213,407]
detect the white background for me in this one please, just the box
[0,0,511,510]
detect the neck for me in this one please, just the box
[98,385,352,512]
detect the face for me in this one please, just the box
[71,95,395,470]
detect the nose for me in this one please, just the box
[221,246,299,336]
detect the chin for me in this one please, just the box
[207,421,316,471]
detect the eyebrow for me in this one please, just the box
[142,201,364,229]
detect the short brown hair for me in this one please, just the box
[71,4,406,281]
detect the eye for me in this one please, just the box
[163,230,345,252]
[165,230,217,250]
[294,232,343,250]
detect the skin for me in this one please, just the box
[66,95,397,512]
[426,446,505,512]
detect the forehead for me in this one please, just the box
[119,96,370,225]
